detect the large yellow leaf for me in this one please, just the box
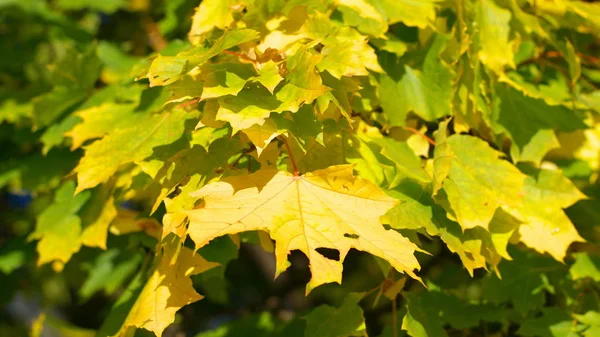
[118,236,218,336]
[180,165,422,291]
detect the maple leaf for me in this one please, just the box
[495,83,587,151]
[385,182,519,275]
[476,0,515,71]
[402,290,505,337]
[254,60,284,93]
[216,84,284,132]
[276,47,329,112]
[197,63,255,100]
[74,109,189,193]
[188,0,241,43]
[433,132,526,230]
[379,34,453,125]
[242,118,284,156]
[66,102,138,150]
[29,181,90,271]
[179,165,422,291]
[117,236,218,336]
[147,29,260,87]
[303,294,364,337]
[80,191,117,250]
[316,27,382,79]
[511,130,560,165]
[507,168,585,261]
[337,0,437,37]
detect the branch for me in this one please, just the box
[223,50,257,63]
[402,126,436,146]
[517,50,600,68]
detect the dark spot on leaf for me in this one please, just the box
[315,247,340,261]
[193,199,206,209]
[344,233,359,239]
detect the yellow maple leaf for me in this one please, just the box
[118,236,219,336]
[180,165,422,292]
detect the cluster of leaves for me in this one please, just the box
[1,0,600,336]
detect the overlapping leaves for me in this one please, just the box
[2,0,600,336]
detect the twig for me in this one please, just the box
[223,50,257,63]
[280,136,299,176]
[142,17,167,52]
[392,296,398,337]
[403,126,436,146]
[177,98,200,109]
[230,146,256,169]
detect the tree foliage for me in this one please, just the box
[1,0,600,336]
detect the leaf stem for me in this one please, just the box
[177,98,200,109]
[281,136,299,176]
[223,50,257,63]
[402,126,436,146]
[230,146,256,169]
[142,16,167,51]
[518,50,599,68]
[392,296,398,337]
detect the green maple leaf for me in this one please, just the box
[518,307,582,337]
[379,34,453,125]
[495,83,587,150]
[482,249,564,314]
[303,294,364,337]
[575,311,600,337]
[402,290,505,337]
[29,181,91,271]
[570,252,600,282]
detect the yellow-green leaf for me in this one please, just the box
[276,47,328,112]
[508,169,585,261]
[117,236,219,336]
[29,181,91,271]
[148,29,260,87]
[75,109,189,193]
[477,0,515,71]
[434,134,525,230]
